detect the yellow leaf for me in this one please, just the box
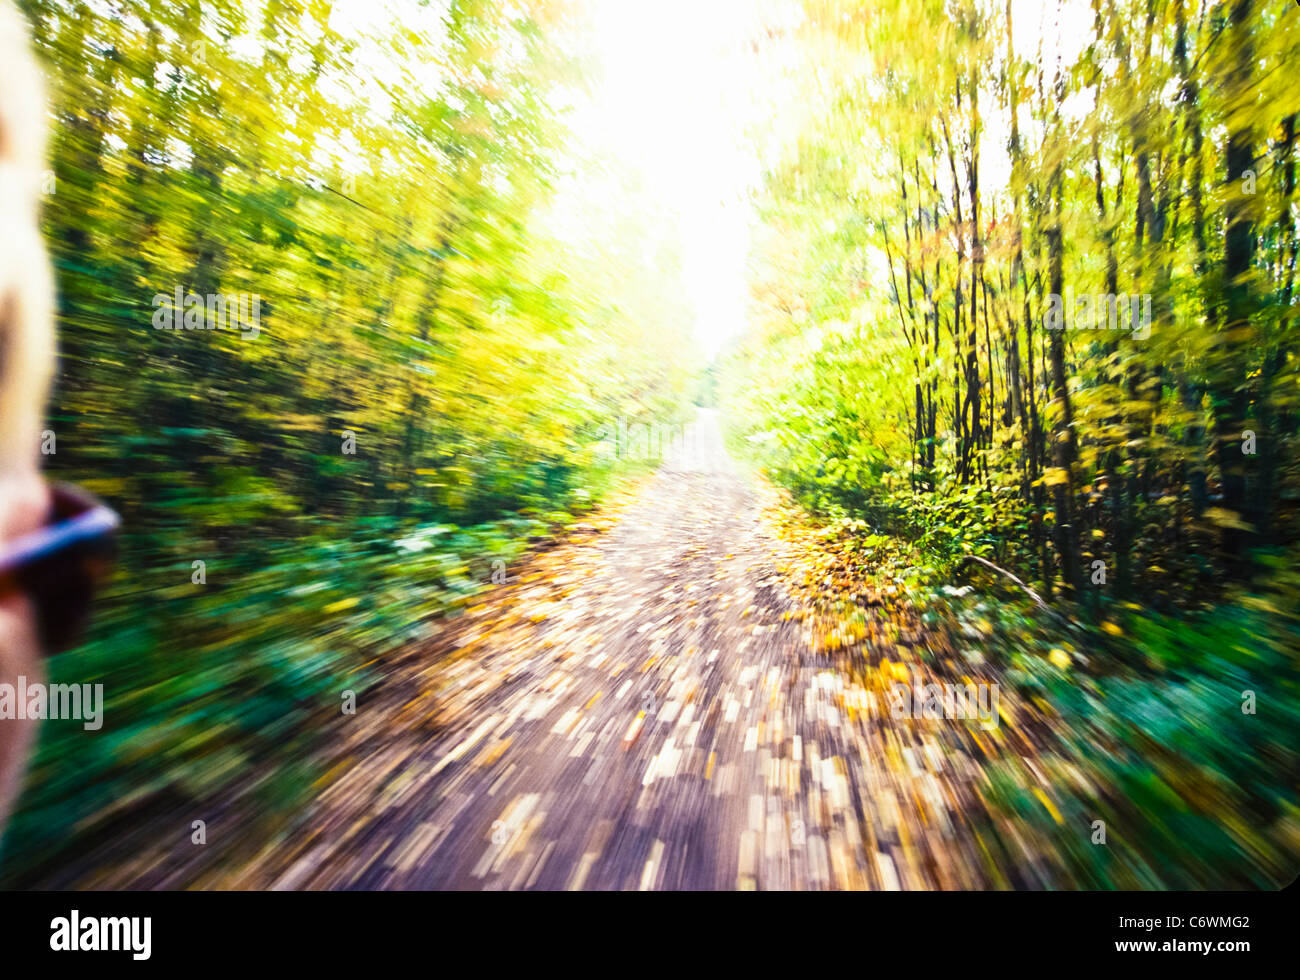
[1042,467,1070,487]
[1033,787,1065,825]
[1203,507,1253,531]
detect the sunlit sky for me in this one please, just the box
[565,0,1093,360]
[563,0,794,360]
[327,0,1095,361]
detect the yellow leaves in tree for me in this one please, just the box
[1202,507,1253,531]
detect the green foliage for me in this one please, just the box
[724,0,1300,607]
[1,512,547,882]
[904,567,1300,888]
[2,0,699,881]
[721,0,1300,888]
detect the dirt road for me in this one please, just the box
[233,409,1007,890]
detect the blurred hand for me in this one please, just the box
[0,469,50,827]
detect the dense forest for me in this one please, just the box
[728,0,1300,607]
[719,0,1300,886]
[3,0,696,878]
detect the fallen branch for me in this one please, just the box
[957,555,1066,623]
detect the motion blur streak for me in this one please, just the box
[1,0,1299,892]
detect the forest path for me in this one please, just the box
[237,410,1005,890]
